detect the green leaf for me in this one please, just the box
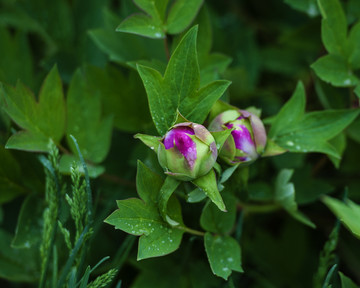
[355,84,360,99]
[339,272,359,288]
[0,146,26,204]
[262,139,287,157]
[0,27,34,88]
[347,116,360,143]
[269,81,306,138]
[0,5,55,53]
[322,196,360,239]
[1,65,66,152]
[275,109,360,158]
[313,223,339,288]
[199,53,232,87]
[106,198,184,261]
[89,9,166,65]
[192,169,226,212]
[136,160,164,203]
[218,165,241,188]
[137,26,230,135]
[166,0,204,34]
[11,195,44,248]
[292,166,334,205]
[204,233,243,280]
[275,169,315,228]
[163,25,200,117]
[83,65,151,133]
[180,80,231,124]
[200,193,237,234]
[5,131,50,152]
[318,0,347,56]
[348,22,360,70]
[275,169,296,210]
[158,176,181,226]
[186,188,207,203]
[117,14,165,39]
[106,161,184,260]
[195,5,212,57]
[311,54,359,87]
[270,82,360,158]
[66,68,113,164]
[285,0,319,17]
[116,0,165,38]
[133,0,165,20]
[137,65,174,135]
[0,229,39,282]
[328,132,347,168]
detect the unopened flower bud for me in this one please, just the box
[158,122,217,181]
[208,109,267,165]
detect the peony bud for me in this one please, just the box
[158,122,218,181]
[208,109,267,165]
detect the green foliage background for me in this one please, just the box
[0,0,360,287]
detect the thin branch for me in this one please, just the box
[177,226,205,237]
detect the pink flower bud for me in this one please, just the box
[208,109,267,165]
[158,122,217,181]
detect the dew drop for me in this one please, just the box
[307,3,317,17]
[343,79,352,85]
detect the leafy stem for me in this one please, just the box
[38,151,62,288]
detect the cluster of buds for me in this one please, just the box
[155,108,267,180]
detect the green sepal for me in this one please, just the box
[173,110,190,125]
[192,169,226,211]
[134,133,161,153]
[210,129,233,153]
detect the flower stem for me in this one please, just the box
[238,202,281,214]
[177,226,205,236]
[164,35,170,61]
